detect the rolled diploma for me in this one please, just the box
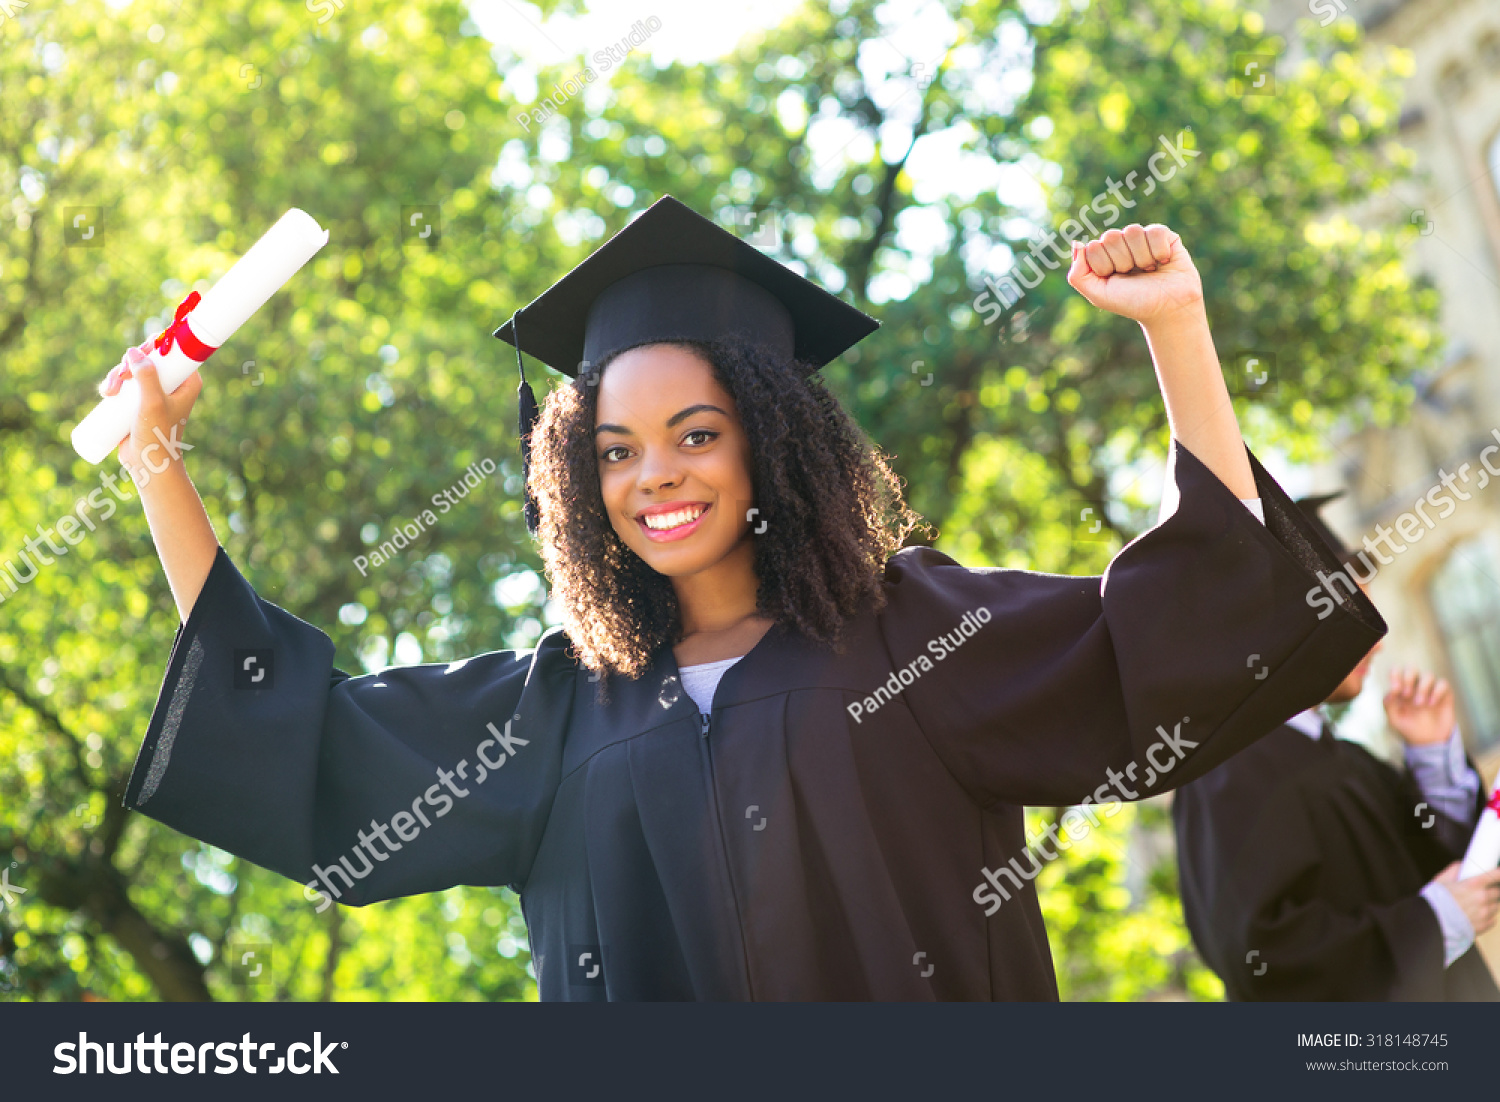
[70,208,330,464]
[1459,774,1500,879]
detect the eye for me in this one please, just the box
[683,429,718,446]
[600,445,629,464]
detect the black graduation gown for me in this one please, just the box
[1173,721,1500,1000]
[123,442,1383,1000]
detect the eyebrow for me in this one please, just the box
[594,403,728,437]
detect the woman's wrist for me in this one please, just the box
[1139,296,1209,343]
[128,449,192,501]
[1141,301,1256,499]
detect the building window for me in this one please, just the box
[1439,60,1470,102]
[1429,531,1500,752]
[1480,33,1500,72]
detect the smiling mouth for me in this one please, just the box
[637,503,709,537]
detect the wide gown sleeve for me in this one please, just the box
[122,546,576,905]
[876,439,1386,808]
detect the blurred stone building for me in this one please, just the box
[1257,0,1500,972]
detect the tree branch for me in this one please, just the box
[844,61,946,301]
[0,830,213,1001]
[0,666,94,793]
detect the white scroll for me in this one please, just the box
[70,208,329,464]
[1459,772,1500,879]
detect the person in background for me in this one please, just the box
[1173,493,1500,1000]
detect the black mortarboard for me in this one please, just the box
[1295,492,1361,569]
[493,195,879,535]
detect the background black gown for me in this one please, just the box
[123,442,1384,999]
[1173,721,1499,1000]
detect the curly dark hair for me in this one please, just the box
[527,334,931,699]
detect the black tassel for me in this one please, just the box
[519,378,540,536]
[514,310,542,537]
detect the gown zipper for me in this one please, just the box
[695,704,752,996]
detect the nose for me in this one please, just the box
[635,443,684,496]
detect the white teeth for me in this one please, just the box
[643,505,706,531]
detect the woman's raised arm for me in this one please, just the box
[100,342,218,623]
[1066,223,1257,502]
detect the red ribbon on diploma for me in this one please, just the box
[1486,789,1500,816]
[152,291,219,362]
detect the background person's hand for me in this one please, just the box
[1433,862,1500,936]
[1384,666,1456,747]
[1066,223,1204,325]
[99,340,203,475]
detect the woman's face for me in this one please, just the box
[594,343,757,577]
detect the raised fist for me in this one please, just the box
[1066,223,1204,325]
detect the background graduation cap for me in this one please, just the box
[494,195,879,535]
[1294,491,1362,569]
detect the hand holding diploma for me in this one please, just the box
[1431,862,1500,936]
[71,207,329,464]
[99,342,203,474]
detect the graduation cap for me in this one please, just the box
[1294,491,1361,569]
[493,195,879,535]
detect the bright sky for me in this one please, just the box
[466,0,806,68]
